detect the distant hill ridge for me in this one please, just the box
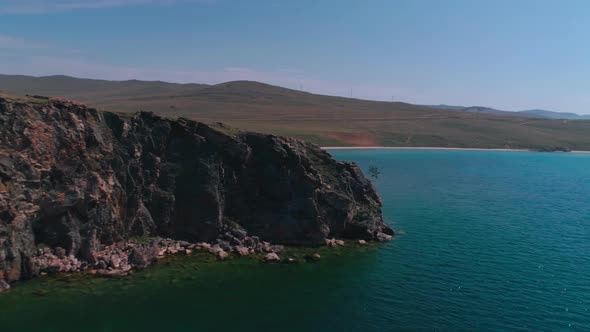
[423,104,590,120]
[2,74,587,119]
[517,109,590,120]
[1,73,590,150]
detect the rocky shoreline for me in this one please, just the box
[0,230,391,293]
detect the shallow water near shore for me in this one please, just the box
[2,149,590,331]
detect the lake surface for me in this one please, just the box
[2,149,590,331]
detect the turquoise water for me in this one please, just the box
[2,150,590,331]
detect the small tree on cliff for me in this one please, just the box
[368,165,380,181]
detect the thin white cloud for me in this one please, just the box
[0,0,212,14]
[0,34,48,49]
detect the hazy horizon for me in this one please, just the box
[1,0,590,114]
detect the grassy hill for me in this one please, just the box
[2,74,590,150]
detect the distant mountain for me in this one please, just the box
[461,106,521,117]
[518,109,590,120]
[423,104,535,118]
[425,104,590,120]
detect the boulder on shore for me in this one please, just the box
[216,250,229,260]
[0,279,10,293]
[234,246,250,256]
[264,253,280,262]
[128,247,156,269]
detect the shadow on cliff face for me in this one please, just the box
[0,96,392,284]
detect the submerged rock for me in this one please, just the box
[306,253,321,261]
[376,232,393,242]
[0,96,391,286]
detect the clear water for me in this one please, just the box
[1,150,590,331]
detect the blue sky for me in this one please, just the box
[0,0,589,113]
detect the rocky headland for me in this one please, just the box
[0,95,393,292]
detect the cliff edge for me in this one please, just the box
[0,95,392,286]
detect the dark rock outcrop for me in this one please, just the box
[0,96,392,285]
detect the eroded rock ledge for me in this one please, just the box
[0,96,393,291]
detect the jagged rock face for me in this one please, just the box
[0,97,391,282]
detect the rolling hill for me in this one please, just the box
[1,74,590,150]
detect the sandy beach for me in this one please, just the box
[321,146,590,153]
[321,146,528,151]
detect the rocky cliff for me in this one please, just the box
[0,95,392,286]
